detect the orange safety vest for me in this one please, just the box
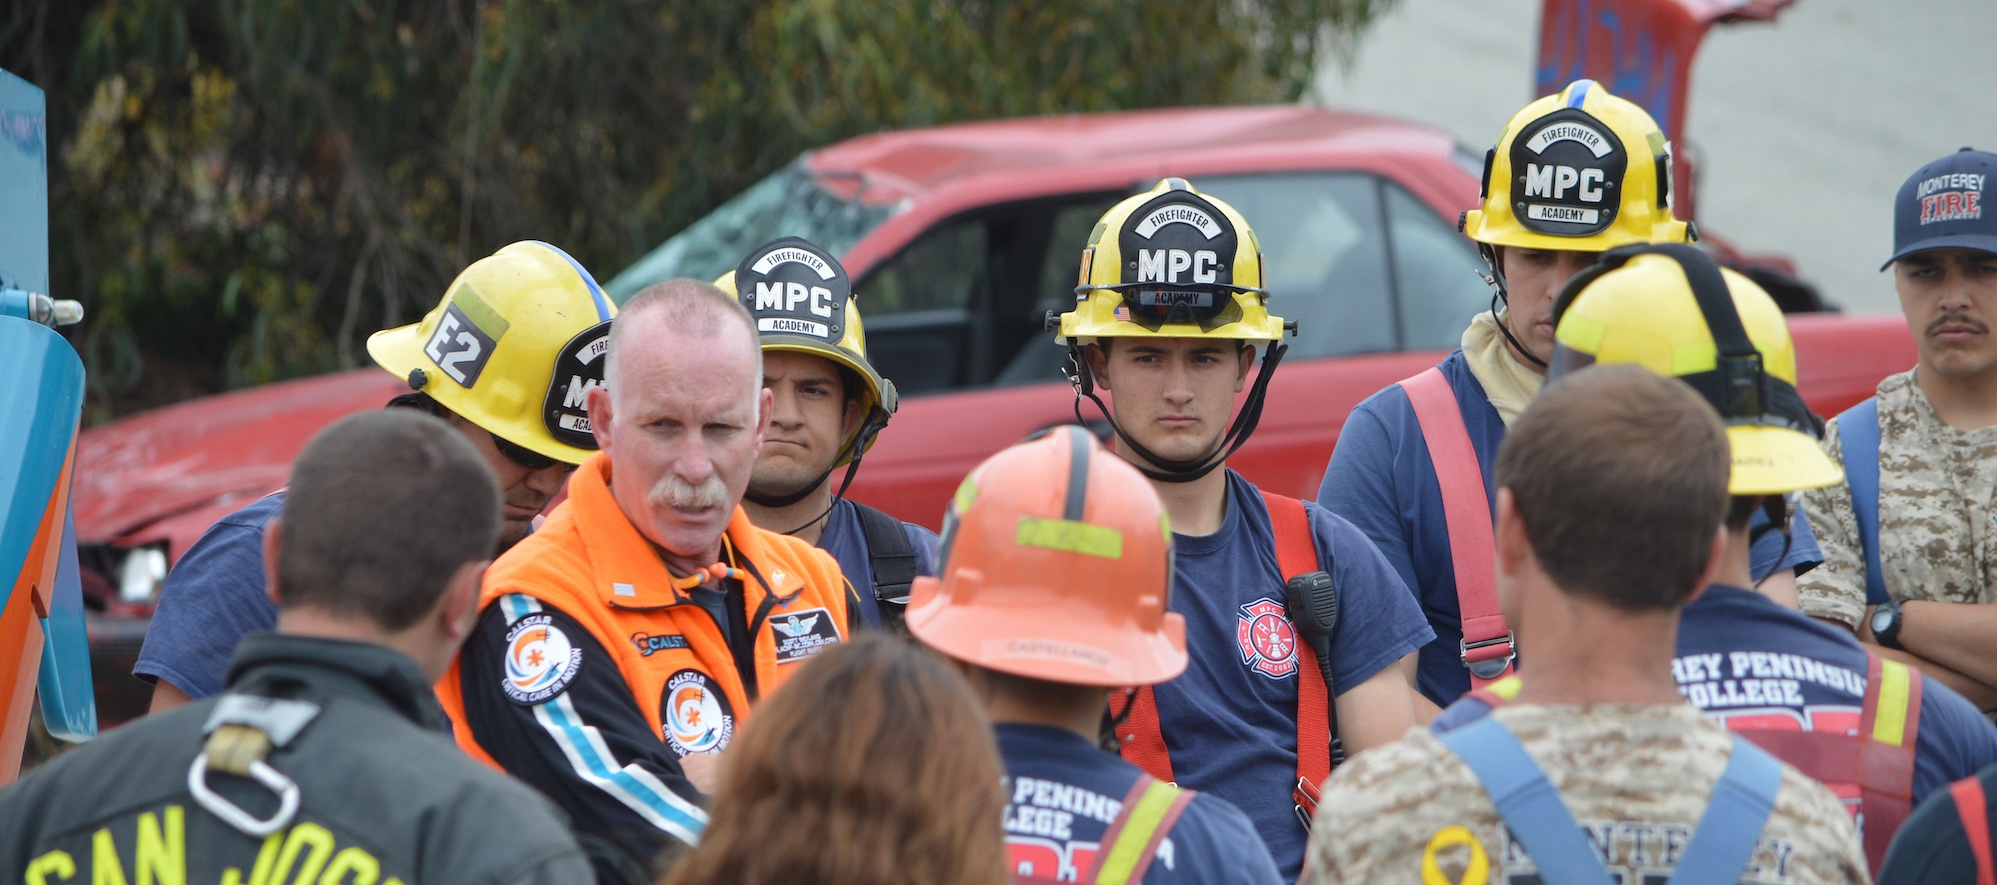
[437,452,849,768]
[1109,491,1333,823]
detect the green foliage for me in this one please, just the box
[2,0,1391,419]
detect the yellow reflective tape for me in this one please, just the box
[1095,780,1180,885]
[1486,675,1524,701]
[1420,825,1492,885]
[1017,517,1122,559]
[449,281,510,340]
[1873,659,1913,747]
[952,475,978,515]
[1671,342,1717,376]
[1557,313,1607,355]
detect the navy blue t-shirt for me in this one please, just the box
[997,723,1281,885]
[1319,350,1824,708]
[817,497,938,628]
[1677,584,1997,811]
[132,492,285,699]
[1154,471,1432,882]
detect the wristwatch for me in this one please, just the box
[1870,597,1908,651]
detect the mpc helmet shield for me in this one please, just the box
[1053,179,1293,483]
[719,237,898,467]
[1059,179,1284,343]
[1462,80,1692,252]
[366,241,615,465]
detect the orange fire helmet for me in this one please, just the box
[906,425,1187,687]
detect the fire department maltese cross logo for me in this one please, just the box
[1237,598,1298,679]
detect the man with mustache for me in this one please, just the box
[435,278,850,874]
[718,238,938,629]
[137,241,614,712]
[1801,148,1997,713]
[1316,80,1823,714]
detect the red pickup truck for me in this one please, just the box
[70,101,1915,723]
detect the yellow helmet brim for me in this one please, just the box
[1726,425,1844,496]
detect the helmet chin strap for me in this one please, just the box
[746,408,890,534]
[1065,341,1288,484]
[1479,243,1549,370]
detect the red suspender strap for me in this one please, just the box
[1262,491,1332,822]
[1858,651,1923,871]
[1109,685,1174,784]
[1950,776,1996,885]
[1398,367,1514,688]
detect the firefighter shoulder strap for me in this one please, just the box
[1835,397,1888,606]
[853,501,919,629]
[1108,491,1331,819]
[1399,367,1515,688]
[1440,714,1784,885]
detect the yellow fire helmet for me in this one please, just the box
[1057,178,1286,344]
[715,237,898,505]
[367,241,616,465]
[1462,79,1692,254]
[1549,243,1842,496]
[1051,178,1294,483]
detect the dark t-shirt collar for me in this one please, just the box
[226,632,444,729]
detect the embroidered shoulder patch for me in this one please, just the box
[503,614,583,704]
[770,606,841,664]
[662,669,735,756]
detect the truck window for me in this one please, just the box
[1384,181,1489,351]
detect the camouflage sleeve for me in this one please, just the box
[1797,418,1868,630]
[1304,730,1503,885]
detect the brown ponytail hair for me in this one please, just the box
[660,634,1010,885]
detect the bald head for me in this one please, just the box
[606,279,761,404]
[589,279,773,569]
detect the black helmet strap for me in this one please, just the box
[1062,339,1289,484]
[1550,243,1822,437]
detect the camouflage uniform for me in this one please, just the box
[1303,704,1868,885]
[1799,370,1997,629]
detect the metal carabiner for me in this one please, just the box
[186,751,301,837]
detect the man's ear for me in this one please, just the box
[587,386,614,453]
[1234,344,1255,392]
[840,396,864,442]
[261,517,285,607]
[1684,527,1727,606]
[1083,343,1112,391]
[1494,488,1528,578]
[438,559,491,642]
[751,386,775,452]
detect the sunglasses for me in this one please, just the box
[490,431,564,472]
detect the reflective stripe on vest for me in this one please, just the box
[1726,652,1922,875]
[1440,715,1784,884]
[1834,397,1889,606]
[1107,491,1333,821]
[1949,775,1996,885]
[1086,776,1196,885]
[1399,367,1515,689]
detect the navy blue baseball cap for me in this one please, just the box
[1883,147,1997,270]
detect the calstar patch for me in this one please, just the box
[503,614,583,704]
[661,669,734,756]
[1236,598,1299,679]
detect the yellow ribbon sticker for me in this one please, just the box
[1421,825,1492,885]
